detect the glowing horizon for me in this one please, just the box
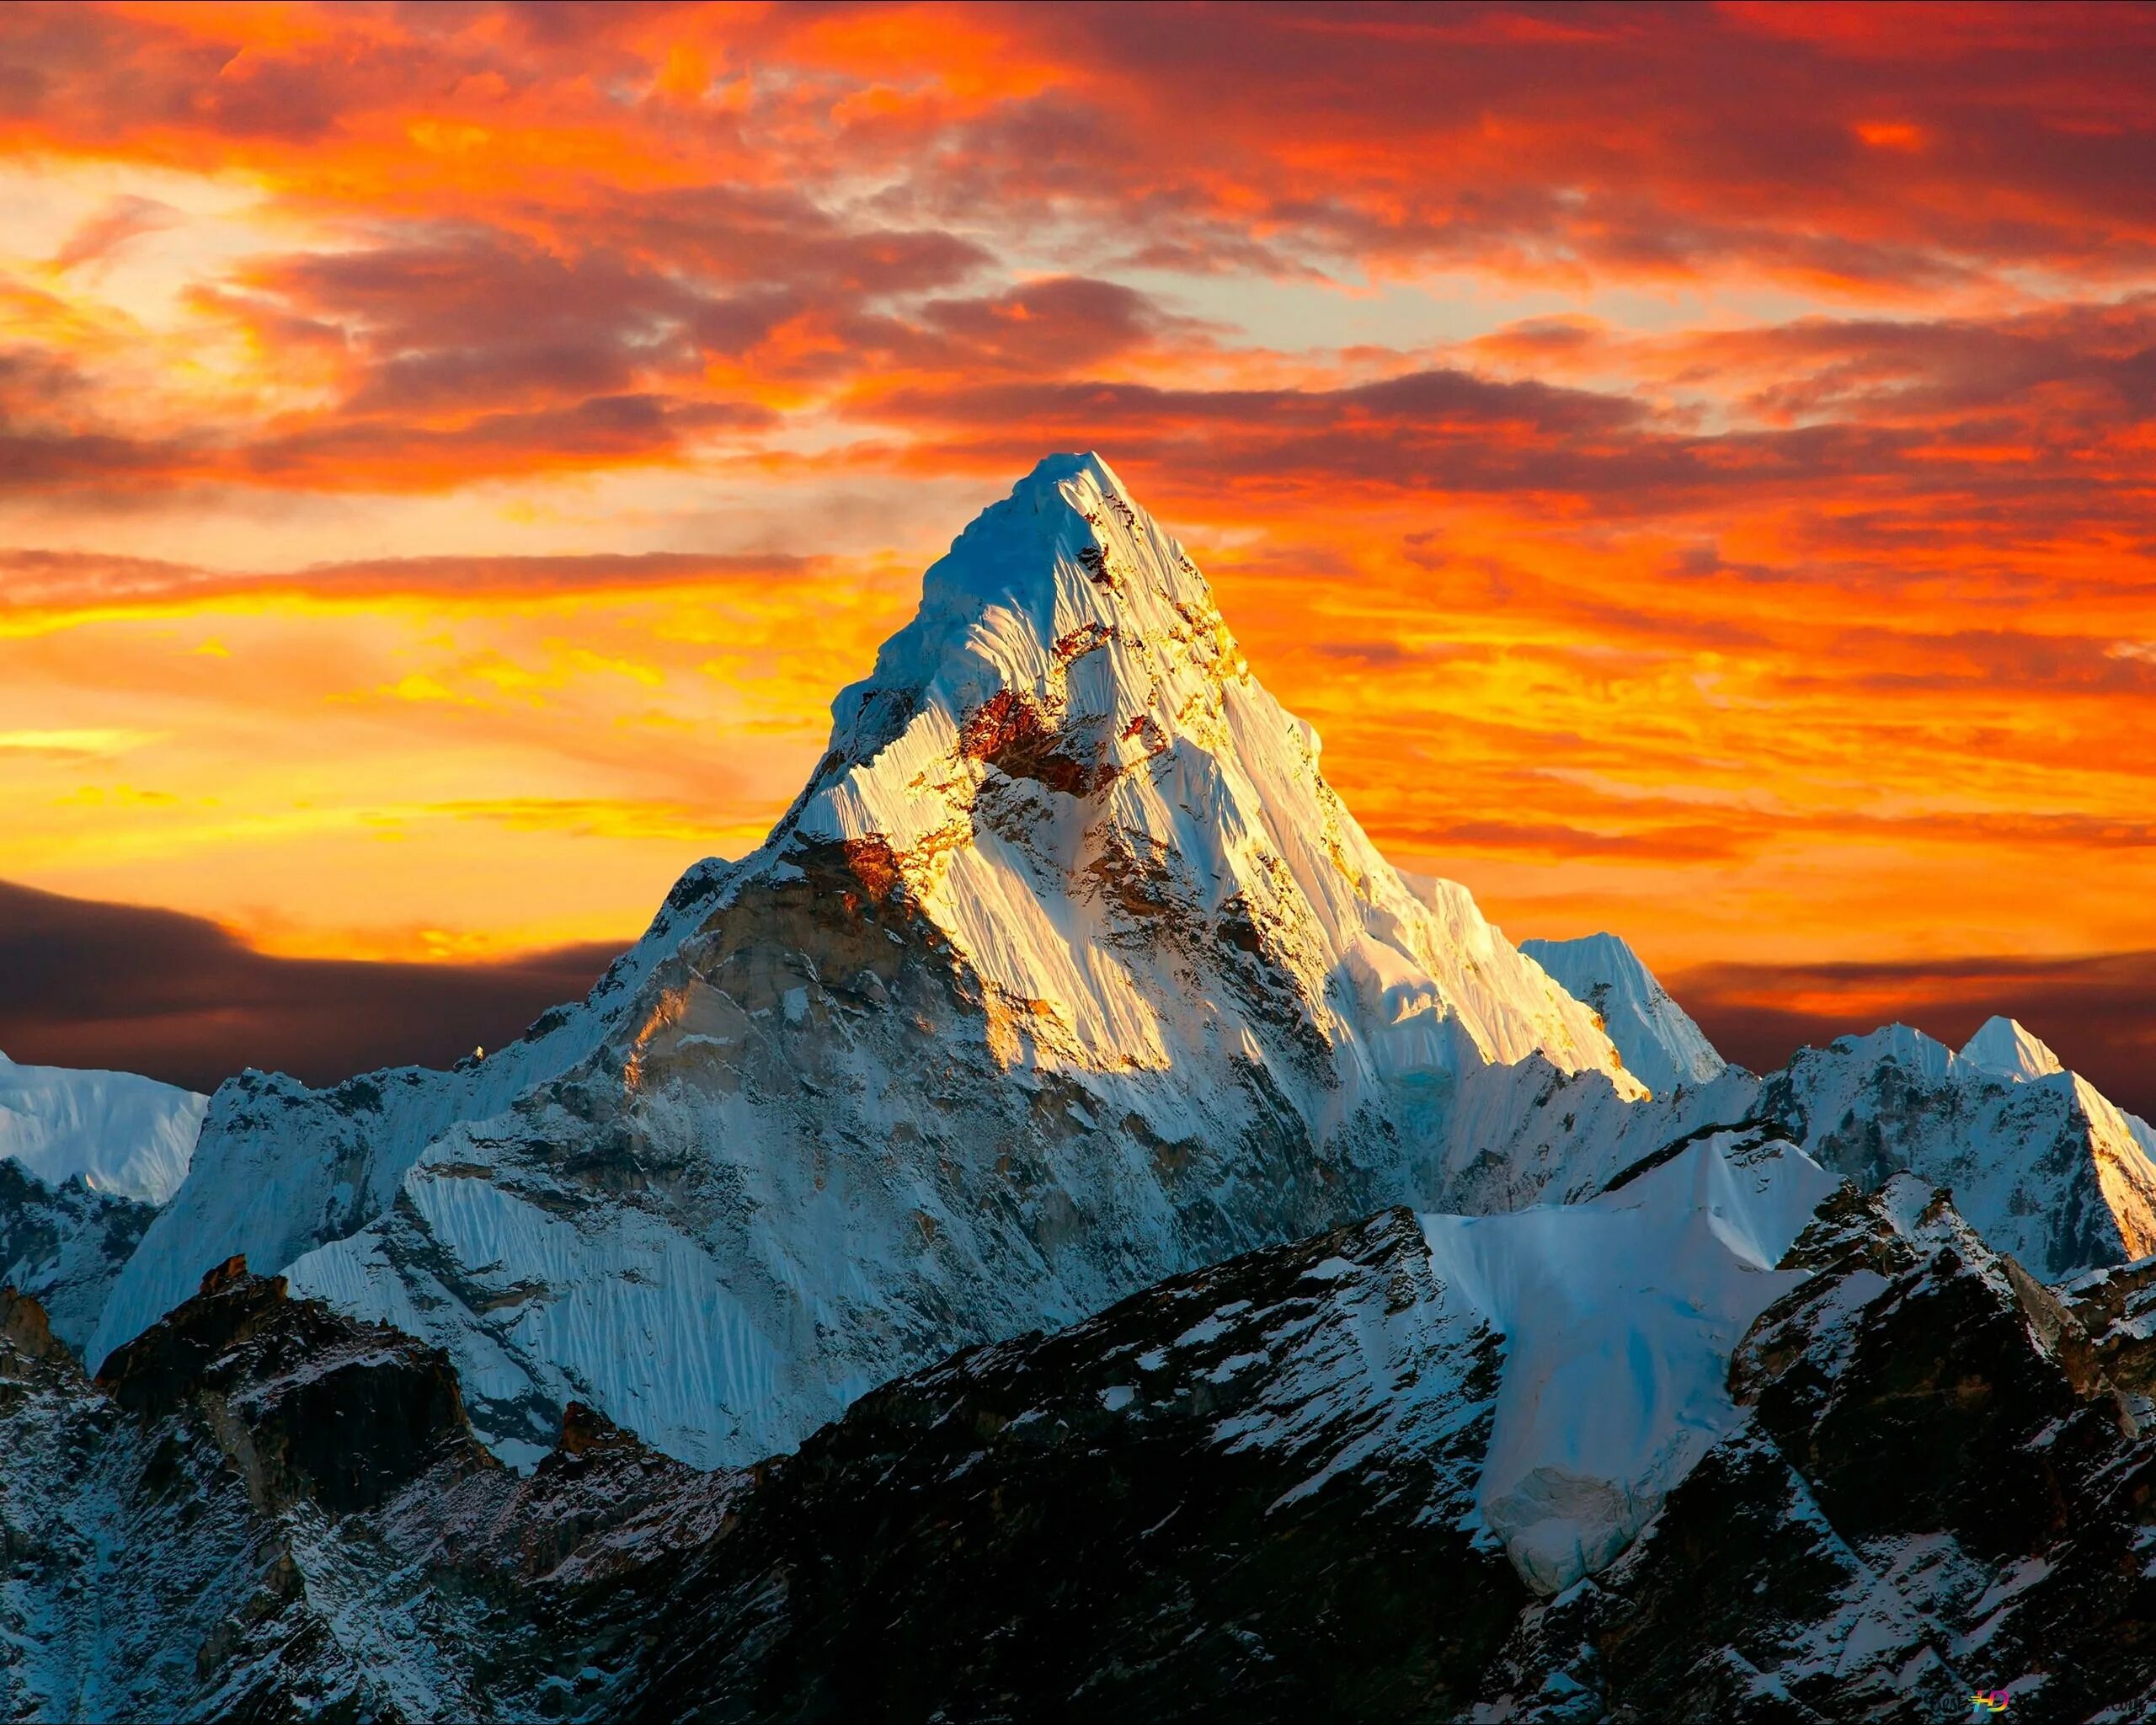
[3,3,2153,1076]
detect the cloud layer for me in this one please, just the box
[0,879,612,1092]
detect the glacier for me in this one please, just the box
[1422,1127,1835,1593]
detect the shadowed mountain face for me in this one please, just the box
[1473,1181,2156,1722]
[0,1158,156,1354]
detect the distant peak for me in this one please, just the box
[1518,932,1727,1092]
[1959,1015,2065,1082]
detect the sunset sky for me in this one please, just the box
[3,1,2153,1105]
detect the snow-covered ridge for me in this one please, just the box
[1762,1021,2156,1279]
[1518,932,1729,1095]
[0,1049,205,1206]
[87,857,740,1370]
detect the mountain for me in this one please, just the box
[10,449,2156,1713]
[0,1050,205,1354]
[1759,1023,2156,1280]
[1518,932,1730,1095]
[8,1141,2150,1723]
[0,1158,157,1355]
[99,453,1672,1469]
[0,1049,205,1205]
[0,1130,1826,1721]
[0,1267,495,1721]
[79,454,2148,1478]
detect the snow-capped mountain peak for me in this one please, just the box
[1958,1013,2067,1082]
[0,1048,205,1205]
[780,451,1635,1093]
[1760,1018,2156,1279]
[1517,932,1729,1095]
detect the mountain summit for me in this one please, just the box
[1518,932,1729,1094]
[1960,1013,2068,1082]
[787,452,1629,1087]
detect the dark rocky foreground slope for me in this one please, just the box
[3,1178,2153,1723]
[1472,1180,2156,1722]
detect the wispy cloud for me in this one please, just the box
[0,727,159,756]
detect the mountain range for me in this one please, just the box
[3,455,2152,1722]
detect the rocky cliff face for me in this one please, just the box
[1,1266,495,1722]
[0,1157,156,1354]
[1471,1178,2156,1722]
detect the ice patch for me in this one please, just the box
[1421,1130,1836,1593]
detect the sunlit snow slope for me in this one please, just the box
[1761,1021,2156,1280]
